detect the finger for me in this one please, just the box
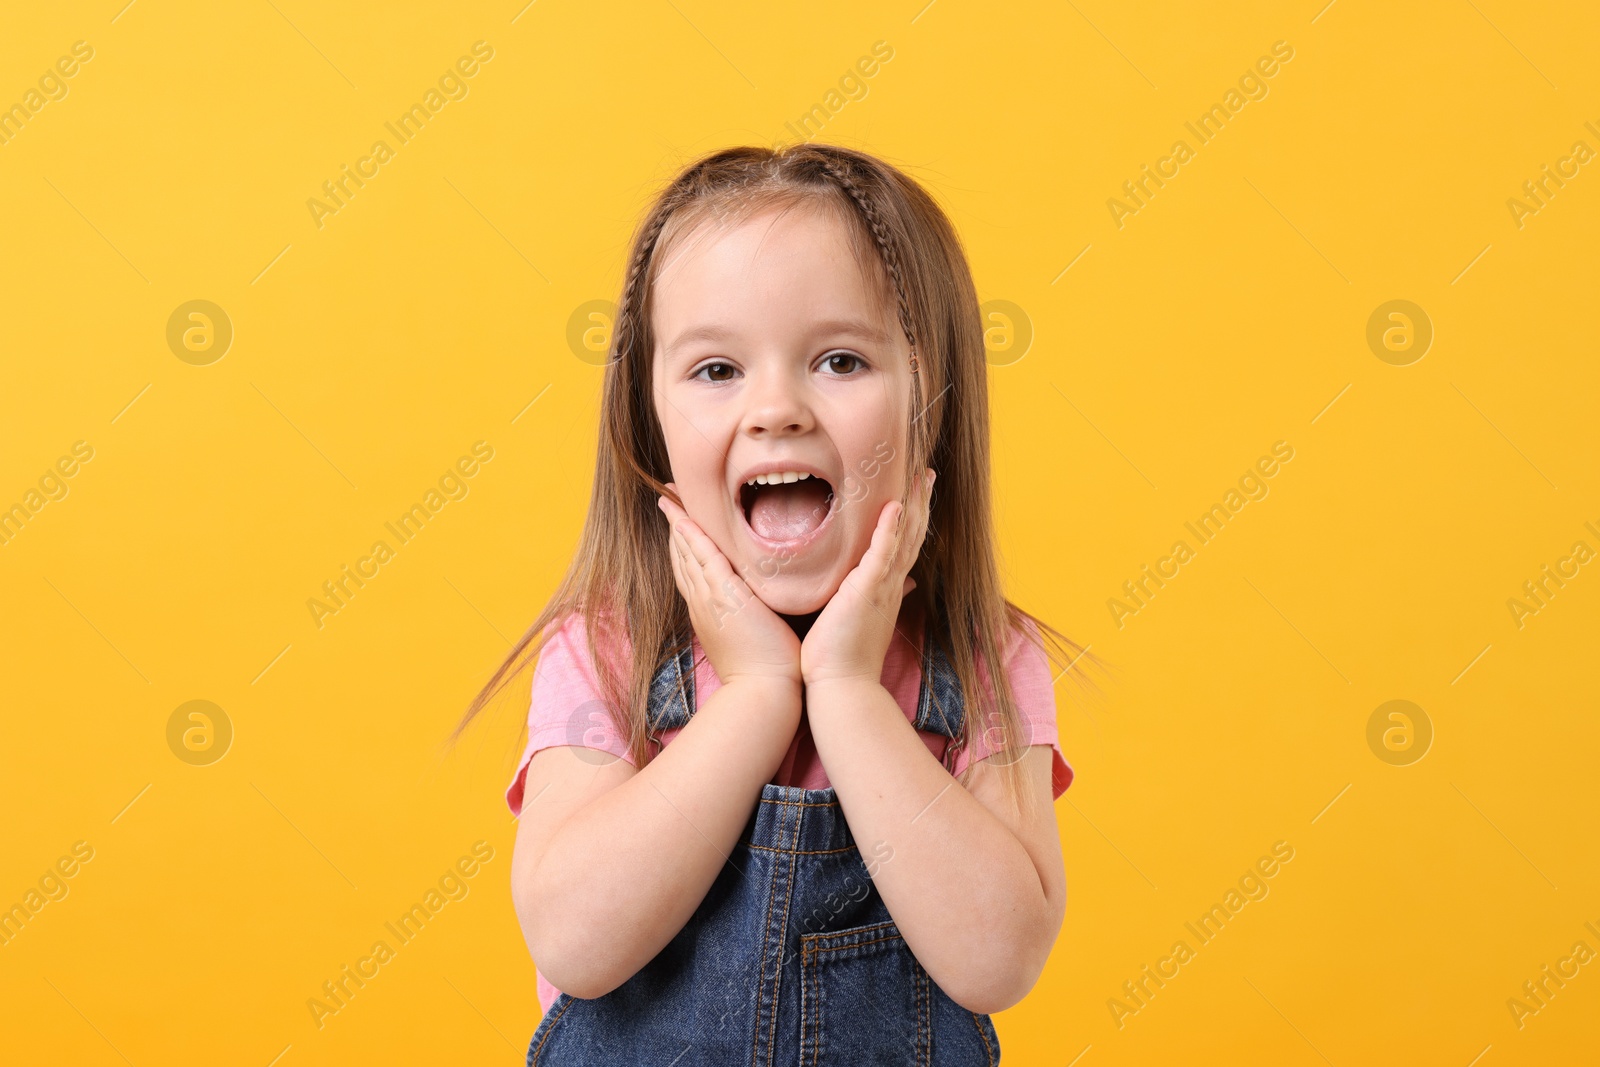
[658,498,697,568]
[677,515,738,589]
[671,513,718,573]
[660,499,706,599]
[664,507,692,599]
[884,484,916,569]
[668,527,691,601]
[867,505,917,616]
[904,468,934,552]
[662,497,746,595]
[674,523,709,599]
[685,529,754,618]
[868,498,907,586]
[658,495,711,566]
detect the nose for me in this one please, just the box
[740,365,813,438]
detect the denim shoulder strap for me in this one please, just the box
[911,627,966,740]
[645,640,696,732]
[642,624,966,740]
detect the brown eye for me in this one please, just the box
[823,351,864,374]
[692,361,736,382]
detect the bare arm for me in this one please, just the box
[511,675,802,998]
[805,676,1067,1015]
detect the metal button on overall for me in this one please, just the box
[525,630,1002,1066]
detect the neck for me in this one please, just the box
[779,593,923,643]
[780,608,824,641]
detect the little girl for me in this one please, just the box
[455,142,1099,1065]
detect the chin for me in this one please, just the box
[745,572,838,617]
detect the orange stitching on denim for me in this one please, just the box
[757,798,839,808]
[912,961,923,1065]
[744,842,859,855]
[972,1011,995,1066]
[808,934,904,956]
[801,919,899,946]
[749,800,790,1067]
[922,966,934,1067]
[920,964,932,1066]
[800,928,917,1062]
[528,997,574,1065]
[806,940,819,1067]
[763,790,804,1067]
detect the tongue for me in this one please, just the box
[749,480,832,542]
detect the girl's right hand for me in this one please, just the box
[658,486,802,687]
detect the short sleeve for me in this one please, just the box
[949,619,1075,801]
[505,613,635,818]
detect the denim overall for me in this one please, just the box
[525,628,1003,1066]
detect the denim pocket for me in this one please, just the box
[525,992,575,1066]
[799,918,933,1066]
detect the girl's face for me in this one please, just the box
[651,202,912,616]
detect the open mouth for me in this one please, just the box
[738,475,838,547]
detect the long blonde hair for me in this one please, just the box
[450,142,1108,816]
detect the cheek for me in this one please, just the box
[655,406,705,479]
[831,442,905,530]
[676,450,736,536]
[842,484,894,546]
[860,447,911,509]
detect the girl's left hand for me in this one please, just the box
[800,467,936,686]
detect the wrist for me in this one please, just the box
[722,672,804,707]
[801,673,886,701]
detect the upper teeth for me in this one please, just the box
[745,471,813,486]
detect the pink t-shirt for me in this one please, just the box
[505,601,1075,1014]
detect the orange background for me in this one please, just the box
[2,1,1597,1064]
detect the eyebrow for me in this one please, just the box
[664,318,893,358]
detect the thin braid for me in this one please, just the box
[612,201,676,366]
[816,151,937,589]
[818,158,919,367]
[613,152,737,364]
